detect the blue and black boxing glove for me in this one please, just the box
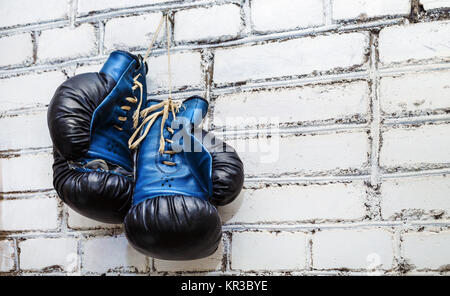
[47,50,148,223]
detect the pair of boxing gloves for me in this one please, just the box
[47,50,244,260]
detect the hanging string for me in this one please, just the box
[142,14,165,63]
[166,14,173,100]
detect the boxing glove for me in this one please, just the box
[48,50,147,223]
[124,96,244,260]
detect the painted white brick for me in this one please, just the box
[0,198,58,231]
[154,243,223,272]
[146,51,202,92]
[421,0,450,10]
[403,231,450,270]
[0,0,67,28]
[19,238,77,271]
[381,175,450,219]
[67,207,119,230]
[73,63,102,76]
[38,24,97,61]
[0,153,53,192]
[104,13,163,52]
[228,132,368,176]
[232,232,307,271]
[83,236,147,273]
[332,0,411,20]
[174,4,242,42]
[0,112,50,151]
[379,21,450,65]
[251,0,324,32]
[0,71,66,112]
[220,182,367,223]
[313,229,394,270]
[78,0,175,14]
[380,125,450,168]
[0,240,15,272]
[214,32,369,84]
[0,34,33,67]
[214,81,369,127]
[380,70,450,115]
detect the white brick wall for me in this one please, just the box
[154,243,224,272]
[421,0,450,10]
[379,21,450,65]
[332,0,411,21]
[0,71,66,112]
[220,182,367,223]
[0,34,33,67]
[0,198,58,231]
[380,124,450,168]
[232,232,307,271]
[174,4,242,42]
[232,132,368,175]
[312,229,394,270]
[0,0,67,28]
[251,0,324,32]
[82,236,147,274]
[38,24,97,61]
[0,240,15,272]
[381,175,450,219]
[0,0,449,276]
[19,237,78,272]
[214,81,369,127]
[104,13,163,52]
[214,32,369,84]
[379,70,450,115]
[402,231,450,270]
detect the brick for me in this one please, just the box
[0,34,33,67]
[73,63,102,76]
[104,13,163,52]
[0,153,53,192]
[251,0,324,32]
[380,125,450,168]
[381,175,450,219]
[146,51,202,92]
[154,243,223,272]
[421,0,450,10]
[0,0,67,28]
[213,81,369,127]
[332,0,411,20]
[213,32,368,84]
[19,238,77,271]
[67,207,119,230]
[402,231,450,270]
[380,70,450,115]
[0,240,15,272]
[174,4,242,42]
[379,21,450,65]
[83,236,147,273]
[0,112,50,151]
[0,198,58,231]
[312,229,394,270]
[231,232,307,271]
[78,0,175,14]
[0,71,66,112]
[38,24,97,61]
[220,182,366,223]
[227,132,368,176]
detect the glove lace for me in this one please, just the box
[128,14,180,166]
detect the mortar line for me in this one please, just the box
[323,0,333,26]
[221,220,450,232]
[2,220,448,240]
[369,33,381,187]
[0,18,407,76]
